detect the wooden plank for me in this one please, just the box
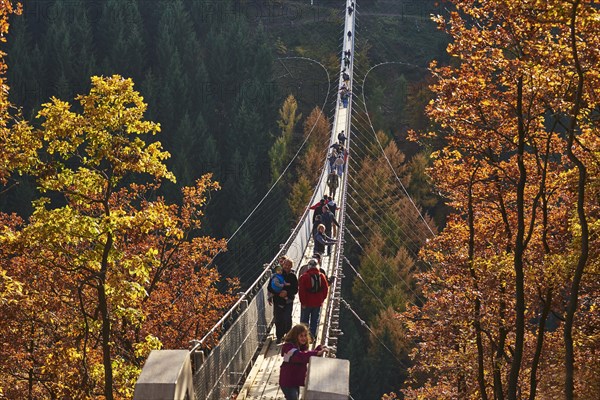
[237,333,275,400]
[248,338,281,399]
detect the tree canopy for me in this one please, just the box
[401,1,600,399]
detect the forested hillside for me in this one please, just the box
[4,0,295,284]
[4,1,596,400]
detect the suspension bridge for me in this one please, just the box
[132,1,432,398]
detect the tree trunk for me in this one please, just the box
[529,288,552,400]
[467,172,488,400]
[507,76,526,400]
[99,232,114,400]
[493,293,507,400]
[564,3,588,398]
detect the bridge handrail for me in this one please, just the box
[321,0,356,350]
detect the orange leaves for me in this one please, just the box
[403,1,600,398]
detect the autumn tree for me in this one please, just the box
[0,76,236,399]
[402,1,600,399]
[0,1,37,186]
[270,94,302,182]
[288,106,330,217]
[0,0,39,318]
[341,131,434,400]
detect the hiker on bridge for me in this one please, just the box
[335,153,345,177]
[313,223,337,256]
[320,205,339,255]
[299,260,329,339]
[267,256,298,343]
[310,198,327,222]
[279,324,329,400]
[340,85,351,108]
[328,151,338,173]
[297,257,328,284]
[338,130,347,145]
[342,71,350,84]
[326,194,337,214]
[330,141,342,153]
[344,55,350,68]
[268,264,290,302]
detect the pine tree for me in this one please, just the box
[97,0,145,82]
[6,17,34,108]
[42,1,96,100]
[269,95,301,182]
[43,2,74,99]
[68,5,96,93]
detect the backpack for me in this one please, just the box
[309,273,322,293]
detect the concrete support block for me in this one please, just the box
[134,350,194,400]
[305,357,350,400]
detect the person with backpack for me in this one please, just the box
[299,260,329,339]
[267,256,299,343]
[342,71,350,84]
[297,256,327,282]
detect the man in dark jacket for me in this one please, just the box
[338,130,347,145]
[320,205,339,255]
[268,256,298,343]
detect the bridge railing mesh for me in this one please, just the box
[193,284,271,400]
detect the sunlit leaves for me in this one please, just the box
[1,75,235,398]
[402,1,600,399]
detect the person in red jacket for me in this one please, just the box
[298,261,329,339]
[279,324,328,400]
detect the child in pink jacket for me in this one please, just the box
[279,324,329,400]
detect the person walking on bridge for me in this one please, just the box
[342,71,350,84]
[310,198,327,223]
[299,261,329,339]
[320,205,339,255]
[327,168,339,199]
[268,256,298,343]
[338,130,347,146]
[313,224,336,256]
